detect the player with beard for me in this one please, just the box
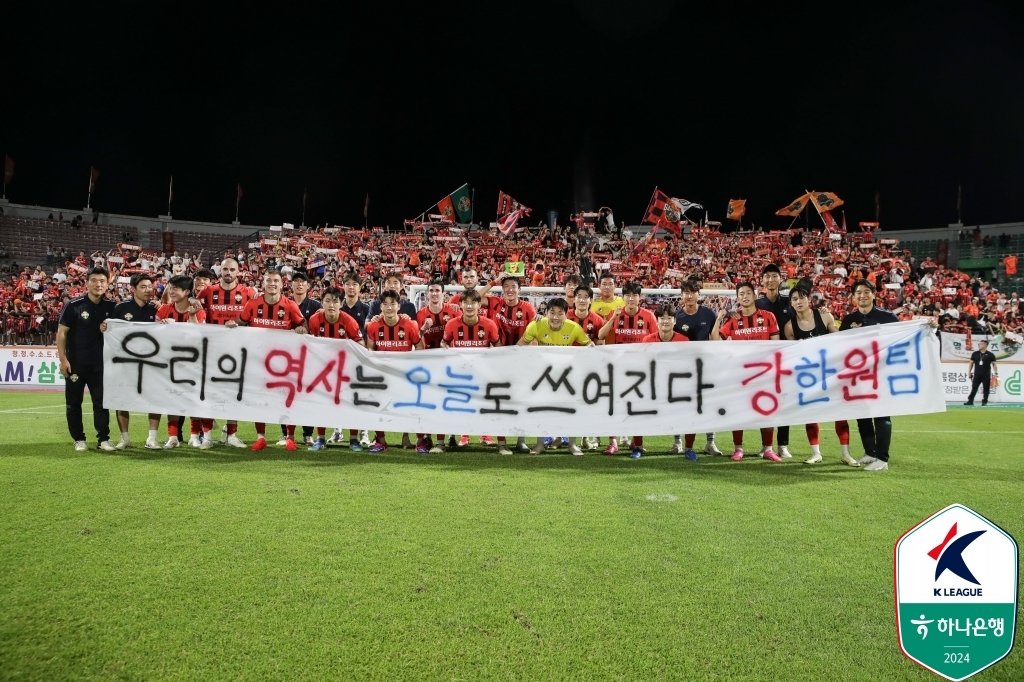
[197,258,256,447]
[674,279,724,457]
[783,283,859,466]
[712,281,781,462]
[236,270,307,453]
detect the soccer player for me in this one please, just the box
[597,281,657,458]
[333,273,371,447]
[675,279,724,456]
[783,283,859,466]
[197,257,256,447]
[365,290,422,453]
[484,274,536,453]
[839,280,899,472]
[712,281,781,462]
[442,288,500,445]
[180,268,215,446]
[642,303,696,460]
[57,266,116,452]
[417,279,459,452]
[756,263,795,459]
[306,286,364,451]
[447,268,481,308]
[590,272,625,319]
[110,273,160,449]
[518,297,594,455]
[236,269,307,452]
[278,271,322,446]
[156,275,210,448]
[567,284,606,450]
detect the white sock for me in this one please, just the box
[841,443,850,455]
[810,444,821,456]
[609,437,618,446]
[673,435,682,444]
[148,429,157,440]
[120,431,130,440]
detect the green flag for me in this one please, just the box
[450,183,472,223]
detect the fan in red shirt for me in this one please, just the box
[712,281,781,463]
[306,286,364,452]
[239,269,307,453]
[416,279,459,453]
[197,258,257,447]
[365,289,423,453]
[155,275,209,448]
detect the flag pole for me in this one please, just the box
[167,175,173,217]
[301,187,307,228]
[86,168,93,209]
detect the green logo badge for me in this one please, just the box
[895,504,1018,680]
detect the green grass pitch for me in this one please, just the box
[0,391,1021,681]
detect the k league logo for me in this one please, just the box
[895,504,1018,681]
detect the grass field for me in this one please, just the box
[0,390,1021,681]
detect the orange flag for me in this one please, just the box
[726,199,746,221]
[808,191,845,213]
[775,193,810,217]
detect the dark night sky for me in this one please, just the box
[3,0,1024,231]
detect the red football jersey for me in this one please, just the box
[608,308,658,344]
[197,284,257,325]
[641,331,689,343]
[487,297,536,346]
[157,303,207,323]
[417,304,459,349]
[240,296,305,330]
[308,309,362,341]
[366,317,420,352]
[719,310,779,340]
[442,316,500,348]
[567,309,605,344]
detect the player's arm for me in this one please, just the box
[711,309,727,340]
[783,320,795,341]
[518,321,538,346]
[597,308,620,341]
[822,311,839,334]
[574,325,595,347]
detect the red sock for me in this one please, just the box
[286,425,295,438]
[684,434,696,448]
[317,427,326,437]
[190,420,200,436]
[760,428,774,447]
[806,423,820,445]
[255,422,265,437]
[168,422,179,438]
[350,429,358,438]
[375,431,386,443]
[631,436,643,447]
[732,430,743,446]
[835,420,850,445]
[202,418,213,432]
[227,422,238,435]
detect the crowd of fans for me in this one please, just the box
[1,218,1022,347]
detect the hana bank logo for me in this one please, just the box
[929,523,985,596]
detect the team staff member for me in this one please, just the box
[839,280,899,472]
[109,273,160,450]
[58,266,117,452]
[675,279,724,457]
[964,339,998,406]
[756,263,795,459]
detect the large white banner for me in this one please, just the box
[0,347,65,387]
[940,361,1024,403]
[102,320,945,436]
[103,319,942,436]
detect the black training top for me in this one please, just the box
[59,295,117,364]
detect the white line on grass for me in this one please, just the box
[0,406,66,414]
[899,430,1024,434]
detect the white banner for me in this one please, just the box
[0,347,65,387]
[939,332,1023,363]
[101,321,944,435]
[940,361,1023,403]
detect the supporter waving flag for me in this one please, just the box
[496,190,532,236]
[775,192,811,217]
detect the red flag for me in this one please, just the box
[497,190,531,218]
[3,155,13,185]
[840,211,847,232]
[88,166,99,193]
[437,195,456,222]
[726,199,747,221]
[821,211,840,232]
[643,188,683,237]
[498,208,527,236]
